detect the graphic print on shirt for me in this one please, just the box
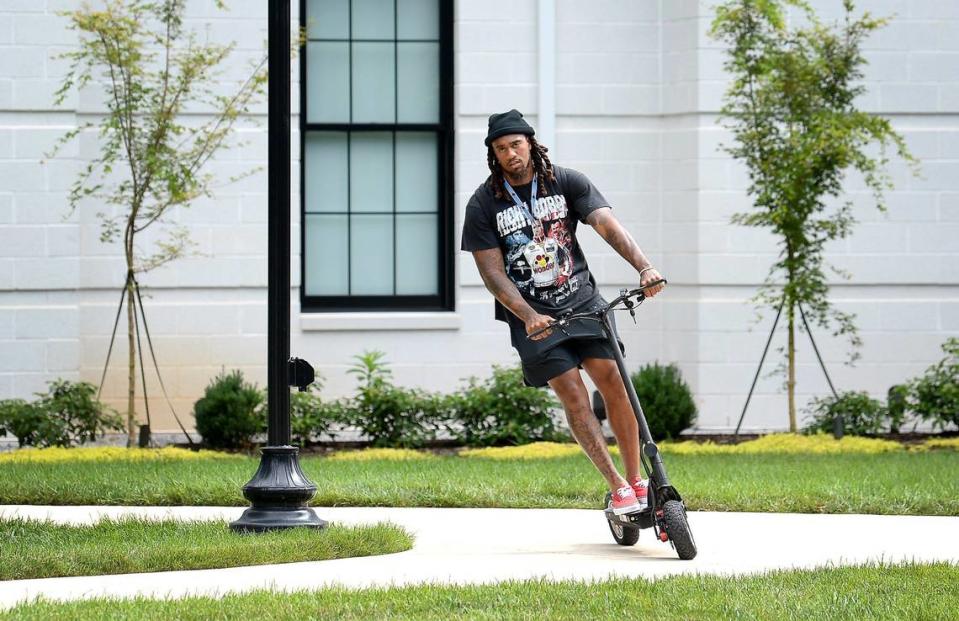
[497,194,579,305]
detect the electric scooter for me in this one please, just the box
[527,279,697,560]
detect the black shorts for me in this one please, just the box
[520,337,624,388]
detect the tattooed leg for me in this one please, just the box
[581,357,641,482]
[548,367,627,492]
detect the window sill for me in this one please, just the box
[299,311,462,332]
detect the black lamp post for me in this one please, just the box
[230,0,325,533]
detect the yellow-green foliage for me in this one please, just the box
[909,437,959,452]
[459,442,620,460]
[325,448,437,461]
[3,434,955,464]
[0,447,235,464]
[663,433,904,455]
[458,435,911,459]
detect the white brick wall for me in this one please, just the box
[0,0,955,435]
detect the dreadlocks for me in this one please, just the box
[487,136,556,201]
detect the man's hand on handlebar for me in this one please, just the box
[525,312,555,341]
[640,267,666,298]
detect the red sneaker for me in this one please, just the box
[609,485,642,515]
[630,477,649,510]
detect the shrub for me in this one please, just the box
[886,384,909,434]
[908,337,959,431]
[244,373,344,448]
[341,351,440,448]
[802,391,887,436]
[445,364,563,446]
[193,369,265,450]
[287,377,344,448]
[628,363,697,441]
[0,399,46,447]
[0,380,123,448]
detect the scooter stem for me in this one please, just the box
[602,314,672,490]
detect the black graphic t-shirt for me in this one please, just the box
[460,165,612,358]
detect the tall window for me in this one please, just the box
[300,0,453,311]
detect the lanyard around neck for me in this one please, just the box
[502,174,538,224]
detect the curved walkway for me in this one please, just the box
[0,505,957,610]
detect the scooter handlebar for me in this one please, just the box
[622,278,667,303]
[525,278,667,340]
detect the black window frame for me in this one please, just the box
[299,0,455,312]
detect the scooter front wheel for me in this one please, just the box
[662,500,697,560]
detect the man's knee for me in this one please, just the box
[547,369,590,412]
[585,359,628,401]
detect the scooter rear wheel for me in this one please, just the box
[603,491,640,546]
[662,500,697,560]
[607,518,640,546]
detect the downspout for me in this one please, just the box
[538,0,556,154]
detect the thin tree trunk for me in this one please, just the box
[787,302,797,432]
[126,279,137,447]
[125,188,139,447]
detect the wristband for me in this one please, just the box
[639,266,655,279]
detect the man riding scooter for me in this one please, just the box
[461,109,665,516]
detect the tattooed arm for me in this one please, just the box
[586,207,665,297]
[471,247,554,340]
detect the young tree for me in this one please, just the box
[49,0,268,445]
[710,0,918,431]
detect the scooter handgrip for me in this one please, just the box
[526,324,552,339]
[634,278,667,299]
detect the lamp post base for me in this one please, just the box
[230,445,327,532]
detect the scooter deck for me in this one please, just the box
[604,505,656,529]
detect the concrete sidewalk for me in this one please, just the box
[0,505,957,610]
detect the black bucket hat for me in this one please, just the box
[485,109,535,147]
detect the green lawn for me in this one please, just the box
[1,452,957,515]
[0,517,412,580]
[3,563,956,620]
